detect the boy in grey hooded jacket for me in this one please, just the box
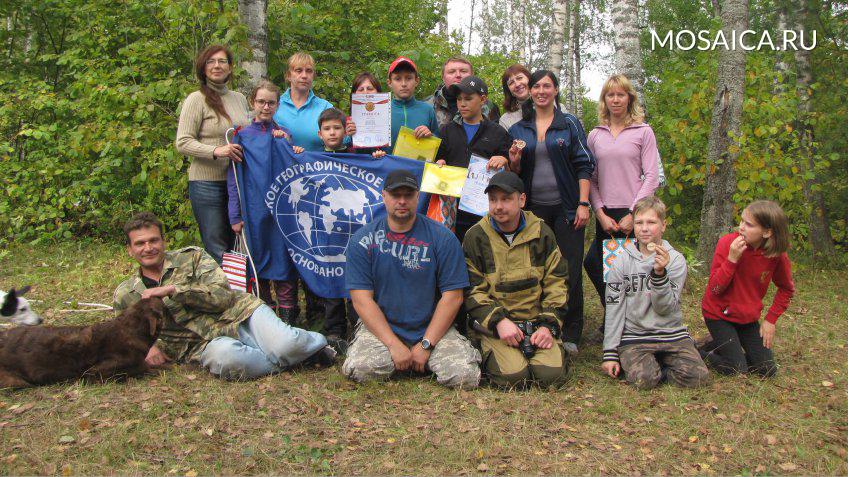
[601,196,709,389]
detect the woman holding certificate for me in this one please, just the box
[507,70,595,355]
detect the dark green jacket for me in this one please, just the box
[462,212,568,334]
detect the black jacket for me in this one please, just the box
[436,118,512,169]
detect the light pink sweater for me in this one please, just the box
[587,123,660,211]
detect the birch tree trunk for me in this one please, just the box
[436,0,448,36]
[571,0,582,119]
[611,0,645,110]
[549,0,568,74]
[237,0,268,95]
[793,0,836,258]
[696,0,749,262]
[563,0,575,113]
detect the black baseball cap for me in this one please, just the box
[383,169,420,191]
[484,171,524,194]
[448,75,488,96]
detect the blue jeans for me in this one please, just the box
[199,305,328,380]
[188,180,233,264]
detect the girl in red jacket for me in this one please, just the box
[699,200,795,376]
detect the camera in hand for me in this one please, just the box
[515,321,536,359]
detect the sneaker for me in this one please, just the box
[326,334,349,356]
[304,345,337,368]
[563,342,579,356]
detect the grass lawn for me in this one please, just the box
[1,240,846,475]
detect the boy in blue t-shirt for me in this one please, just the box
[342,169,481,389]
[386,57,440,148]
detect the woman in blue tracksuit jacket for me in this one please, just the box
[508,70,595,352]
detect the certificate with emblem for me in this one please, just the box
[393,126,442,162]
[351,93,391,148]
[459,155,502,216]
[420,162,467,197]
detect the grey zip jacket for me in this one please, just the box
[602,240,689,363]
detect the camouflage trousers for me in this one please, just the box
[342,325,481,389]
[481,336,569,389]
[618,339,710,390]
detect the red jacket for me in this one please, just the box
[701,232,795,325]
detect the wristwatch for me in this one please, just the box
[420,338,433,351]
[578,201,590,207]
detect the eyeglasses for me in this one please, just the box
[255,100,278,108]
[205,58,230,66]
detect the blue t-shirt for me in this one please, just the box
[273,89,334,152]
[462,121,481,144]
[391,97,440,147]
[345,214,469,342]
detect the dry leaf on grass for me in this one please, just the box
[779,462,798,471]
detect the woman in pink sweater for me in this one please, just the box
[584,74,660,318]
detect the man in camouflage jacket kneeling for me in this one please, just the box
[113,212,335,380]
[463,171,570,389]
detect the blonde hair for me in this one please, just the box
[286,52,315,79]
[632,195,666,221]
[248,79,282,106]
[597,74,644,127]
[744,200,790,257]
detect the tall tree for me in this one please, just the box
[696,0,749,262]
[793,0,836,258]
[569,0,582,119]
[549,0,568,74]
[237,0,268,94]
[611,0,645,110]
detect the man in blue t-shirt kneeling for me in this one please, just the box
[342,170,481,389]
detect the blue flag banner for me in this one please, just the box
[233,126,297,283]
[249,140,426,298]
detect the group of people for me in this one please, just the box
[125,44,795,390]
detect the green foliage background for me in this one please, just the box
[0,0,845,256]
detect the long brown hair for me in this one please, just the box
[195,45,233,122]
[744,200,790,257]
[501,64,531,113]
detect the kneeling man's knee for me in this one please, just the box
[342,352,394,383]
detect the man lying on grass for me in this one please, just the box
[601,196,710,389]
[113,212,336,380]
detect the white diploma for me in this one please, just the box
[459,155,503,216]
[351,93,391,148]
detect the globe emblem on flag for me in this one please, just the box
[275,174,384,262]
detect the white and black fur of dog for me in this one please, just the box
[1,287,43,326]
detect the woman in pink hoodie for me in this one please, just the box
[584,75,660,326]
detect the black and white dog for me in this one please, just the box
[1,287,43,326]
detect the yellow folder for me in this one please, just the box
[393,126,442,162]
[420,162,468,197]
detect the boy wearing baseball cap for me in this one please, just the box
[387,56,440,147]
[434,75,513,242]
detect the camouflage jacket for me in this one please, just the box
[425,85,501,129]
[462,212,568,334]
[112,246,263,362]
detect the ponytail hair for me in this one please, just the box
[521,70,562,122]
[195,45,234,122]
